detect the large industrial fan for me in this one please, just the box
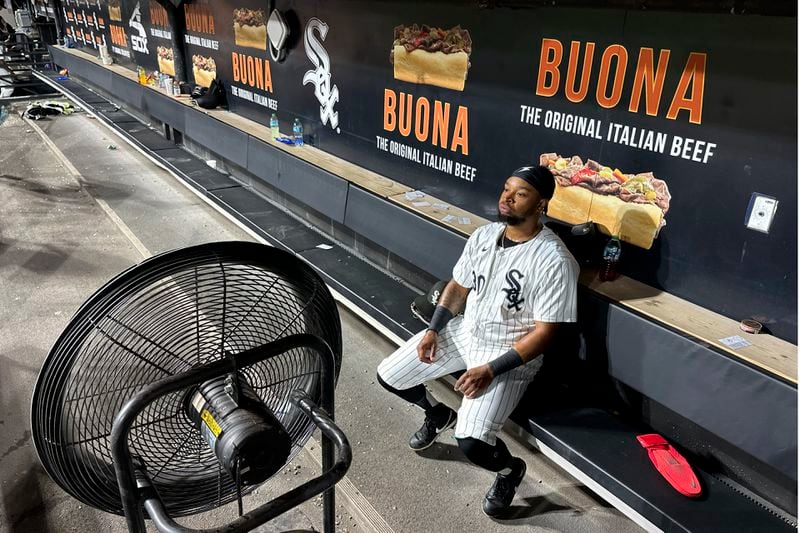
[32,241,351,532]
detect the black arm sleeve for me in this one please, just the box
[427,305,454,334]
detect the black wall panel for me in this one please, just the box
[277,157,348,224]
[345,186,466,280]
[246,137,281,188]
[183,112,249,168]
[142,90,186,132]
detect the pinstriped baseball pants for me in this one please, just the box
[377,316,541,445]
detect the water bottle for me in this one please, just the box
[292,118,304,146]
[270,113,279,138]
[599,235,622,282]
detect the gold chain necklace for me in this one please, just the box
[501,225,542,250]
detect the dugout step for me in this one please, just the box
[526,407,795,533]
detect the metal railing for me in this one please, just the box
[0,34,58,100]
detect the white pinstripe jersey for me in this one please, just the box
[452,222,579,346]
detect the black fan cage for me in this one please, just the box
[32,241,342,517]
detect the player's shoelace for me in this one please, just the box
[413,410,452,446]
[421,416,444,437]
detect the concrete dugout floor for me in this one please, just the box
[0,104,642,533]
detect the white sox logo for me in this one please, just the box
[303,18,340,133]
[501,270,525,311]
[430,286,443,304]
[129,2,148,54]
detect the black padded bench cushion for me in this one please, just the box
[527,408,794,533]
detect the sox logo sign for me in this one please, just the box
[128,1,148,54]
[502,270,525,311]
[303,18,340,133]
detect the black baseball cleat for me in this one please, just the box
[408,404,456,451]
[197,79,227,110]
[482,457,527,517]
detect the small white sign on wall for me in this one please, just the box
[744,193,778,234]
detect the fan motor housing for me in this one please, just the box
[187,374,292,486]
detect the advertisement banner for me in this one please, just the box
[105,0,131,63]
[95,0,136,68]
[149,2,176,76]
[61,1,795,341]
[62,0,109,53]
[259,3,795,341]
[182,0,222,88]
[182,0,278,113]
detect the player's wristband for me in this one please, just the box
[488,348,524,377]
[427,305,454,334]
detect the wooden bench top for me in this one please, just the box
[56,46,797,384]
[582,270,796,383]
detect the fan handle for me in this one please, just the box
[110,333,349,533]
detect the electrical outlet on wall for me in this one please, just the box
[744,193,779,234]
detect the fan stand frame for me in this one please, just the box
[110,333,351,533]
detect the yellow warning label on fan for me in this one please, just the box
[201,409,222,437]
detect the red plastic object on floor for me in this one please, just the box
[637,433,703,498]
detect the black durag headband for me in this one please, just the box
[510,165,556,199]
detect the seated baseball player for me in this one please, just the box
[377,165,579,517]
